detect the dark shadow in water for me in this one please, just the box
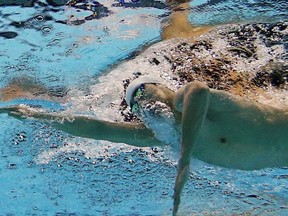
[0,0,68,7]
[65,0,111,25]
[112,0,168,9]
[0,31,18,39]
[46,0,69,6]
[0,0,36,7]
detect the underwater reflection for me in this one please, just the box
[162,1,214,39]
[0,76,69,101]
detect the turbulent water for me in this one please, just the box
[0,0,287,215]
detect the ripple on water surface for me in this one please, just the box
[0,0,169,90]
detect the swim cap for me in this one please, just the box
[125,76,161,108]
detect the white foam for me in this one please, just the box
[65,38,180,121]
[137,100,181,150]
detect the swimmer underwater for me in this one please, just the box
[0,77,288,215]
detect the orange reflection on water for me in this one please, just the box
[162,2,214,40]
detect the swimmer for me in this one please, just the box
[1,78,288,215]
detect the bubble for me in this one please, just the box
[8,163,17,169]
[34,14,45,22]
[12,131,28,145]
[41,26,53,34]
[47,38,61,48]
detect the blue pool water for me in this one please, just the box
[0,0,168,90]
[0,0,287,215]
[189,0,288,25]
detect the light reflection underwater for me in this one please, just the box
[0,0,287,215]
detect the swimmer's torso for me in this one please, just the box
[191,90,288,170]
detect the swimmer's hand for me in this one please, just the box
[172,150,190,216]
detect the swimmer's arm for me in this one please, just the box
[0,106,162,147]
[173,82,210,215]
[48,115,162,147]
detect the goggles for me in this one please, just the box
[130,84,145,113]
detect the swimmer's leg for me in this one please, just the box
[173,82,210,215]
